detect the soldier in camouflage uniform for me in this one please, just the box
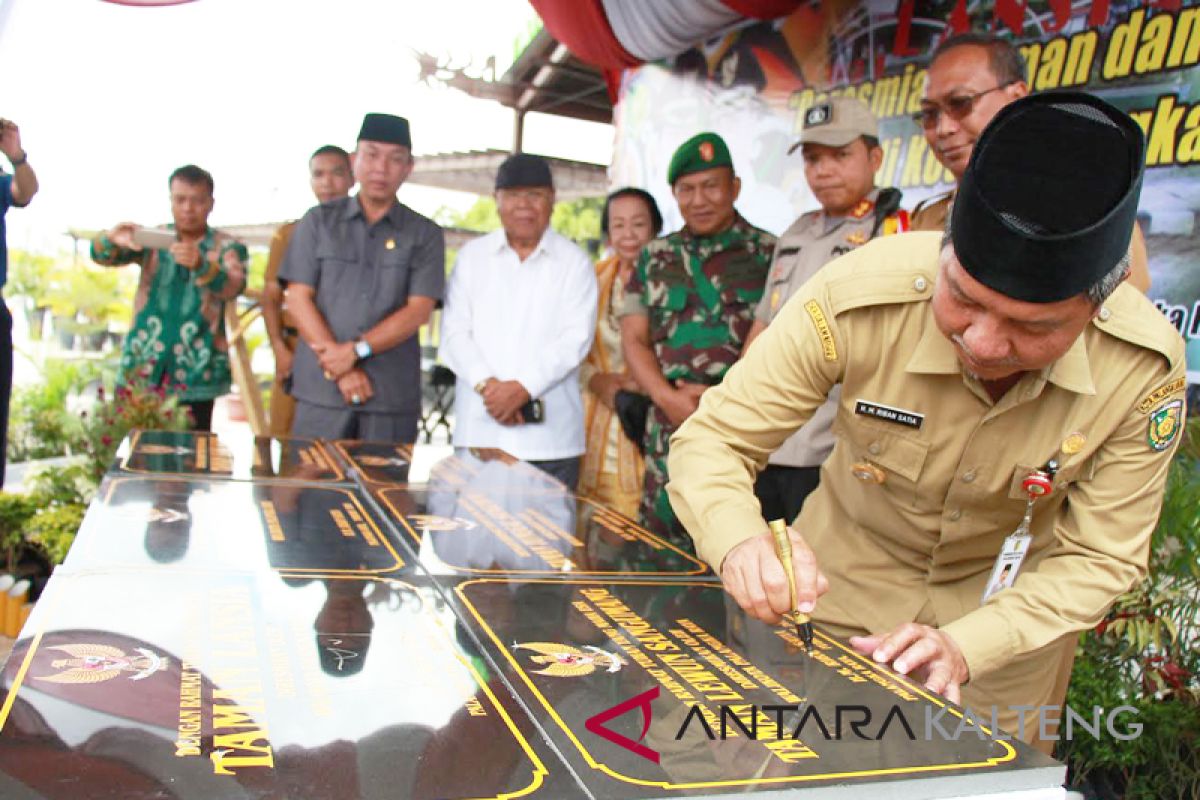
[619,132,775,549]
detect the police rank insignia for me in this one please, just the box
[1148,400,1183,451]
[849,199,873,219]
[699,141,715,162]
[846,231,868,246]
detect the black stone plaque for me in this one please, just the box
[65,477,406,576]
[450,578,1065,799]
[331,439,414,484]
[119,430,344,483]
[373,484,709,578]
[0,570,577,799]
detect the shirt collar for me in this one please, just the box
[906,307,1096,395]
[819,187,880,231]
[343,195,403,225]
[495,227,552,259]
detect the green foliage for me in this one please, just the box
[44,265,130,333]
[552,197,603,255]
[6,358,105,462]
[0,492,38,571]
[246,249,268,292]
[6,249,55,305]
[75,370,191,485]
[24,504,86,566]
[1059,419,1200,798]
[436,197,501,233]
[26,462,93,509]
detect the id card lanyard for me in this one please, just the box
[981,460,1057,603]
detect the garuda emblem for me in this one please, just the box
[34,644,167,684]
[515,642,624,677]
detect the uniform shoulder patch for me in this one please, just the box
[1148,399,1184,451]
[804,300,838,361]
[1137,377,1187,414]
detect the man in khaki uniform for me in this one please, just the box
[912,32,1151,291]
[744,97,909,523]
[667,93,1186,751]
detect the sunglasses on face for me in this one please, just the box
[913,82,1016,128]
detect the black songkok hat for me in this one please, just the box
[495,152,554,190]
[358,113,411,148]
[951,91,1145,303]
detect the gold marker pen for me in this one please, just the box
[767,518,814,651]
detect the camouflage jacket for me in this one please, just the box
[621,215,775,384]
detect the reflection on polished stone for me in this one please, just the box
[65,477,406,576]
[118,430,344,483]
[0,432,1068,798]
[331,440,414,485]
[372,448,709,578]
[451,578,1065,799]
[0,570,574,798]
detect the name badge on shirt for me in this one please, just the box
[854,399,924,430]
[981,532,1032,603]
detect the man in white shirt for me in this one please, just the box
[440,153,598,488]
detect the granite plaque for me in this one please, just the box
[374,485,709,578]
[0,570,576,798]
[119,430,344,483]
[450,578,1065,799]
[65,477,406,576]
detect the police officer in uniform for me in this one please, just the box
[666,93,1186,751]
[744,97,908,524]
[281,113,445,442]
[620,132,776,548]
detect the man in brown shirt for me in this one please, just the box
[263,145,354,436]
[668,94,1185,750]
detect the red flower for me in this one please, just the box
[101,435,112,446]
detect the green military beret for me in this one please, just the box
[667,132,733,186]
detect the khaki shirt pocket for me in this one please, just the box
[1006,457,1096,500]
[835,416,931,508]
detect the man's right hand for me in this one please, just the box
[655,382,707,428]
[720,526,828,625]
[109,222,142,251]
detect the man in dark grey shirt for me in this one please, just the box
[281,113,445,442]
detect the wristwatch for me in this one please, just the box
[10,150,26,167]
[354,339,372,360]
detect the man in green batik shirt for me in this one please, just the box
[619,132,775,548]
[92,164,247,431]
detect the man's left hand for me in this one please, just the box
[483,380,530,424]
[0,119,23,162]
[850,624,969,704]
[170,242,201,269]
[313,341,358,380]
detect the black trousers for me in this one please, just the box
[754,464,821,525]
[184,400,215,432]
[0,301,11,488]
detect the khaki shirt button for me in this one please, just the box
[1098,306,1111,321]
[914,277,928,292]
[948,509,962,521]
[962,471,976,483]
[868,441,881,455]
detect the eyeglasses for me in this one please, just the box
[912,82,1016,128]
